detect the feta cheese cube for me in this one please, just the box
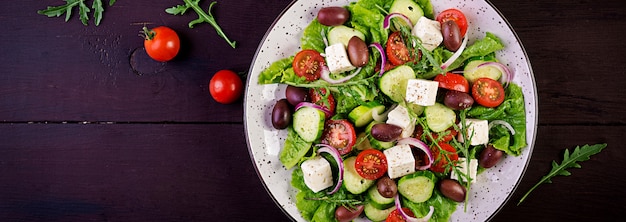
[411,17,443,51]
[451,158,478,183]
[458,119,489,146]
[405,79,439,106]
[383,144,416,179]
[386,105,415,138]
[324,43,356,74]
[301,156,333,193]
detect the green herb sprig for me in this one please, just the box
[517,143,607,205]
[38,0,116,26]
[166,0,236,48]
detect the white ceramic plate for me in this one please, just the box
[245,0,537,221]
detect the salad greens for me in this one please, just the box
[38,0,117,26]
[259,0,528,221]
[166,0,237,48]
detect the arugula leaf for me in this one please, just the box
[38,0,116,26]
[166,0,237,48]
[517,143,607,205]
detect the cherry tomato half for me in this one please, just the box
[209,70,244,104]
[309,88,336,114]
[386,207,415,222]
[321,119,356,155]
[293,49,325,81]
[386,32,415,66]
[354,149,387,180]
[434,72,470,93]
[143,26,180,62]
[430,143,459,173]
[471,77,505,108]
[436,8,468,37]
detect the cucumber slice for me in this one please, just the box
[397,171,437,203]
[365,121,395,149]
[367,185,395,210]
[364,202,396,222]
[379,65,416,103]
[292,107,326,142]
[327,25,366,48]
[425,103,456,133]
[348,101,386,128]
[464,60,502,83]
[342,156,375,194]
[389,0,424,25]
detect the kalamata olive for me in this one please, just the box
[479,144,505,168]
[370,123,403,142]
[376,176,398,198]
[347,36,369,67]
[271,99,292,129]
[441,20,462,51]
[285,85,309,106]
[334,204,364,222]
[317,7,350,26]
[439,179,466,202]
[444,90,474,110]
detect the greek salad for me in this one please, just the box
[258,0,527,221]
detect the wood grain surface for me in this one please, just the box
[1,0,624,221]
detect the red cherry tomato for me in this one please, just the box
[471,77,505,108]
[143,26,180,62]
[209,70,244,104]
[354,149,387,180]
[386,32,416,66]
[414,125,459,143]
[309,88,336,114]
[293,49,325,81]
[434,72,470,93]
[386,207,415,222]
[436,8,469,37]
[430,143,459,173]
[321,119,357,155]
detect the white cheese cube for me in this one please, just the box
[405,79,439,106]
[451,158,478,183]
[324,43,356,74]
[301,156,333,193]
[458,119,489,146]
[383,144,416,179]
[385,105,415,138]
[411,17,443,51]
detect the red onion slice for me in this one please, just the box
[321,30,329,48]
[440,32,469,70]
[320,66,362,84]
[397,137,433,170]
[369,43,386,76]
[476,61,514,88]
[488,119,516,135]
[383,13,413,30]
[394,195,435,222]
[316,144,344,195]
[295,102,333,118]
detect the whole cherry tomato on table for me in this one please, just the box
[209,70,244,104]
[143,26,180,62]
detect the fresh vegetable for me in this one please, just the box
[166,0,237,48]
[436,8,468,37]
[424,103,456,133]
[386,32,414,66]
[397,171,437,203]
[434,73,469,93]
[430,143,459,173]
[364,202,396,221]
[209,69,243,104]
[379,65,416,103]
[386,207,415,222]
[354,149,388,180]
[471,77,505,108]
[518,144,607,205]
[292,106,326,143]
[309,88,336,115]
[343,156,375,195]
[389,0,424,25]
[142,26,181,62]
[293,50,325,81]
[38,0,116,26]
[321,119,357,155]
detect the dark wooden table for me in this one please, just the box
[1,0,624,221]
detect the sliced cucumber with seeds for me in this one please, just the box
[342,156,375,194]
[425,103,456,133]
[327,25,366,48]
[397,170,437,203]
[364,202,396,222]
[348,101,386,128]
[379,65,416,103]
[292,106,326,142]
[389,0,424,25]
[366,185,395,210]
[464,60,502,84]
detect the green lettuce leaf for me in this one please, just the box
[442,32,505,72]
[279,126,313,169]
[347,2,388,44]
[301,20,332,52]
[403,190,457,222]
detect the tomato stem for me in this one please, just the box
[141,26,156,40]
